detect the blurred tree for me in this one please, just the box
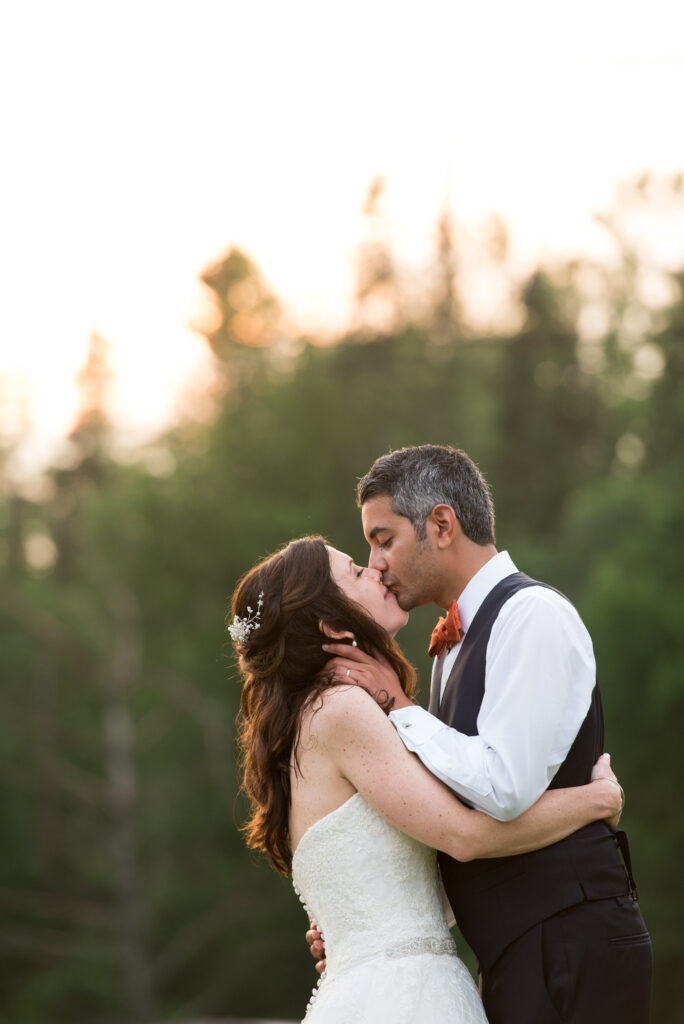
[352,177,403,334]
[489,268,613,544]
[429,206,463,345]
[199,247,282,359]
[560,269,684,1022]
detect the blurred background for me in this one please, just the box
[1,2,683,1022]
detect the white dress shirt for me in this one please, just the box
[388,552,596,821]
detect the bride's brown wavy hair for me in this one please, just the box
[230,535,416,875]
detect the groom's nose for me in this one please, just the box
[368,549,388,573]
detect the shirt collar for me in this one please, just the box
[456,550,518,633]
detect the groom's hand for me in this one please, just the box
[591,753,624,828]
[306,920,326,976]
[322,643,412,710]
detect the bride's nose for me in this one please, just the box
[368,567,383,582]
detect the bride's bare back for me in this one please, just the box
[289,688,357,854]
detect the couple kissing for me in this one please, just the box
[230,444,652,1024]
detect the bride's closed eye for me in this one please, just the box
[356,567,365,578]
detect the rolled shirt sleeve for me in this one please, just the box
[388,586,596,821]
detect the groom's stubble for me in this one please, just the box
[361,498,446,611]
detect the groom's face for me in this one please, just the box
[361,495,442,611]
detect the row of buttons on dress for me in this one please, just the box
[293,881,327,1017]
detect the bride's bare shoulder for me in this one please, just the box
[301,684,386,741]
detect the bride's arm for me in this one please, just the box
[316,686,622,862]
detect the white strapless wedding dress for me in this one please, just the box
[291,793,488,1023]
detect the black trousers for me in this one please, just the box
[480,896,652,1024]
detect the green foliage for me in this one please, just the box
[1,206,683,1022]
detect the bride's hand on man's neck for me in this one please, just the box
[321,642,413,711]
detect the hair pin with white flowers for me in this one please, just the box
[228,592,264,647]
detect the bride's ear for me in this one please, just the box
[318,619,355,643]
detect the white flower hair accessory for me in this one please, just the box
[228,592,264,647]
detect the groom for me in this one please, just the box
[314,445,652,1024]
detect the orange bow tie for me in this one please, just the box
[428,601,464,658]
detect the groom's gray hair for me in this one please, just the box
[356,445,496,544]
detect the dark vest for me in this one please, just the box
[435,573,633,970]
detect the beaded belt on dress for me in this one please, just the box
[292,879,457,1016]
[348,934,457,968]
[302,935,458,1017]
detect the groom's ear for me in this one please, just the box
[426,504,459,549]
[318,619,355,642]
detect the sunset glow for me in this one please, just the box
[1,0,683,469]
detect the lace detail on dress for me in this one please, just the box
[291,793,488,1023]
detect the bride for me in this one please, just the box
[229,536,622,1024]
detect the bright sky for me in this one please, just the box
[1,0,683,470]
